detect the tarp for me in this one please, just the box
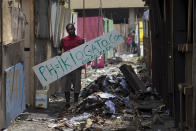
[144,10,149,20]
[77,16,103,42]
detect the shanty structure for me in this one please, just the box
[0,0,72,128]
[143,0,196,130]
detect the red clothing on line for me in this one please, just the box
[126,37,132,45]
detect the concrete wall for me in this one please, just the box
[70,0,145,9]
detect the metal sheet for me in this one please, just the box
[50,1,71,47]
[5,62,25,127]
[35,0,49,38]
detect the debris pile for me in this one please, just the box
[80,74,129,99]
[49,63,174,131]
[9,56,175,131]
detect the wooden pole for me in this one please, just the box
[68,0,70,9]
[30,0,35,107]
[170,0,175,120]
[179,84,185,130]
[184,0,193,128]
[185,0,193,84]
[192,0,196,129]
[83,0,87,78]
[0,0,5,128]
[83,0,85,42]
[95,0,102,71]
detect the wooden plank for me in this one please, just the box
[177,43,193,52]
[148,21,151,77]
[22,0,30,105]
[178,83,193,129]
[192,0,196,129]
[185,1,193,128]
[30,0,35,107]
[179,84,185,130]
[0,0,5,129]
[119,64,146,93]
[34,0,49,39]
[186,94,193,128]
[184,86,193,95]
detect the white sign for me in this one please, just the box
[33,30,124,87]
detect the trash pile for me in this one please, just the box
[50,63,174,131]
[6,56,175,131]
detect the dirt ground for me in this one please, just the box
[6,52,177,131]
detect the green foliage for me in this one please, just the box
[139,56,144,60]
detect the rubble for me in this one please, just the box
[107,57,123,64]
[80,74,130,99]
[7,55,176,131]
[56,62,172,130]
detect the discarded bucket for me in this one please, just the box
[35,90,48,109]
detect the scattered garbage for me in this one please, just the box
[69,112,92,126]
[35,90,48,109]
[98,93,115,99]
[146,87,152,93]
[9,55,175,131]
[62,62,171,130]
[80,74,130,99]
[87,78,93,83]
[105,100,115,114]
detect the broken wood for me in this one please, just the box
[184,86,193,96]
[119,64,146,93]
[177,43,193,53]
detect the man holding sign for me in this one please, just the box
[33,29,124,104]
[58,24,84,108]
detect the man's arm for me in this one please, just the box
[57,39,63,55]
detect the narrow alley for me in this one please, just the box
[0,0,196,131]
[7,53,175,131]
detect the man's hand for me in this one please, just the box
[57,50,62,56]
[82,38,86,44]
